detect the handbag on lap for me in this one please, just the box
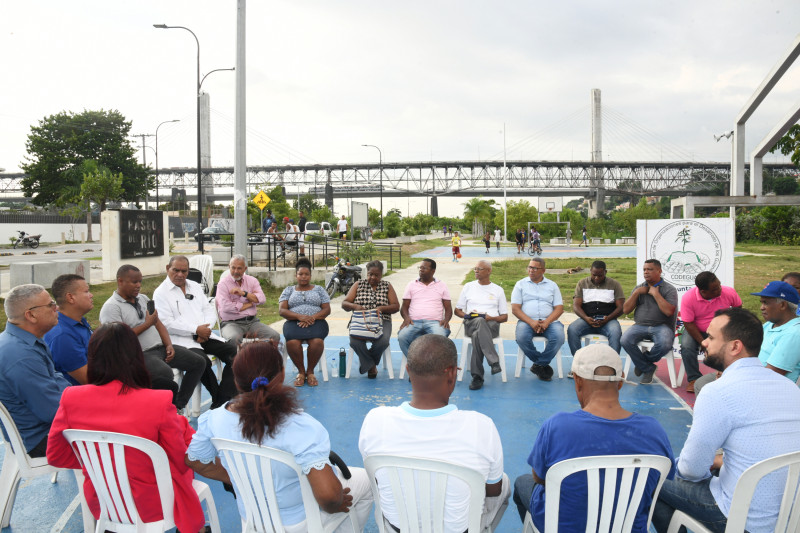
[349,309,383,340]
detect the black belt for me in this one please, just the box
[231,316,257,322]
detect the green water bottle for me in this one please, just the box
[339,348,347,377]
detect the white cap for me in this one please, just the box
[572,344,625,382]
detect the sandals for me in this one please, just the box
[294,373,306,387]
[306,373,319,387]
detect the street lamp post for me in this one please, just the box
[154,119,180,210]
[361,144,383,230]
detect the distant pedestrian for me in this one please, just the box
[565,227,572,245]
[337,215,348,240]
[580,226,588,247]
[494,228,502,250]
[448,225,453,236]
[516,228,524,254]
[443,224,448,236]
[483,232,491,254]
[451,232,462,262]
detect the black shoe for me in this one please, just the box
[490,363,502,375]
[640,370,655,384]
[530,364,553,381]
[469,376,484,390]
[634,367,643,377]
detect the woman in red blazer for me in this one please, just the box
[46,322,206,533]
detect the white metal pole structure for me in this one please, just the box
[233,0,247,257]
[154,119,180,210]
[503,123,507,244]
[361,144,383,230]
[714,130,734,218]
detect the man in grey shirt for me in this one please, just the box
[620,259,678,384]
[99,264,206,412]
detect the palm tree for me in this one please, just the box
[463,196,496,236]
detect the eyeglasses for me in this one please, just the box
[28,300,57,311]
[473,267,487,272]
[527,266,542,271]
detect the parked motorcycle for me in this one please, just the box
[13,230,41,249]
[326,257,362,297]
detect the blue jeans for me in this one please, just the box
[512,474,537,523]
[652,477,728,533]
[515,320,564,366]
[620,324,674,374]
[566,318,622,355]
[397,319,450,355]
[680,332,707,383]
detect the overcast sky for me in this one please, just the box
[1,1,799,216]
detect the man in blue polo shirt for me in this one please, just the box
[0,284,69,457]
[44,274,94,385]
[752,280,800,382]
[512,258,564,381]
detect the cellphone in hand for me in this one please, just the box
[147,300,155,314]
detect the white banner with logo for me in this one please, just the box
[636,218,735,306]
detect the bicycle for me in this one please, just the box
[528,240,542,256]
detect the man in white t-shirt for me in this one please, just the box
[494,228,502,250]
[337,215,348,239]
[455,260,508,390]
[359,334,509,533]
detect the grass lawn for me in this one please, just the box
[463,246,800,319]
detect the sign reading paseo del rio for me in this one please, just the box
[120,210,164,259]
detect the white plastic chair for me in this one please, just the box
[62,429,220,533]
[515,337,564,379]
[172,356,223,418]
[458,335,507,382]
[667,450,800,533]
[0,401,60,527]
[364,454,505,533]
[345,346,394,378]
[282,343,330,381]
[189,254,215,299]
[522,454,673,533]
[629,338,678,387]
[211,438,356,533]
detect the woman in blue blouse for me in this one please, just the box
[279,258,331,387]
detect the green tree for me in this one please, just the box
[21,109,148,206]
[611,198,659,235]
[79,161,123,241]
[311,205,335,225]
[493,199,537,237]
[769,124,800,167]
[368,207,381,227]
[294,193,323,214]
[463,196,496,235]
[384,212,402,238]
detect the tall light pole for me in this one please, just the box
[715,130,735,218]
[362,144,383,230]
[502,123,507,243]
[154,119,180,210]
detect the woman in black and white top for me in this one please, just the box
[342,260,399,379]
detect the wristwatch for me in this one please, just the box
[243,291,249,298]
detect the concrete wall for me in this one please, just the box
[9,259,90,289]
[101,211,169,281]
[2,222,95,243]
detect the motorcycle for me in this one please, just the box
[326,257,362,297]
[13,230,41,249]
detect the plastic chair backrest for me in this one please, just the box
[364,454,485,533]
[62,429,176,531]
[0,401,46,475]
[189,255,215,298]
[210,438,334,533]
[541,454,672,533]
[724,450,800,533]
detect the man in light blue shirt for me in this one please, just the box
[511,258,564,381]
[752,280,800,383]
[653,308,800,533]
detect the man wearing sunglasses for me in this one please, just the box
[99,264,206,414]
[0,284,69,458]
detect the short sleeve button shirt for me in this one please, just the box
[680,286,742,333]
[511,276,563,320]
[402,278,451,321]
[759,317,800,383]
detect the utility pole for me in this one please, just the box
[135,133,155,209]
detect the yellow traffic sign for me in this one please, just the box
[252,191,271,211]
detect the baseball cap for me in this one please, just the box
[572,344,625,382]
[751,281,800,305]
[283,216,289,222]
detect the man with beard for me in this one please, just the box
[216,255,280,347]
[652,308,800,533]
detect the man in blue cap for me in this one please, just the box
[752,280,800,383]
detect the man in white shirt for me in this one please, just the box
[153,255,238,409]
[337,215,348,240]
[454,260,508,390]
[359,334,509,533]
[494,228,502,250]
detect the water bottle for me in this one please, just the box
[330,355,338,379]
[339,348,347,377]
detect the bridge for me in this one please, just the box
[1,160,795,203]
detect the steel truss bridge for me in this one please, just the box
[1,160,795,202]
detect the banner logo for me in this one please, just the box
[649,220,722,287]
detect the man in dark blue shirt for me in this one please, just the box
[0,284,70,457]
[44,274,94,385]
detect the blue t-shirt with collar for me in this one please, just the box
[44,311,93,386]
[759,317,800,383]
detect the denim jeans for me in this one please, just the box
[620,324,674,374]
[680,332,707,383]
[512,474,537,523]
[397,319,450,355]
[515,320,564,366]
[652,477,728,533]
[566,318,622,355]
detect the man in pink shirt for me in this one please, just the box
[398,258,452,356]
[216,255,280,346]
[680,271,741,393]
